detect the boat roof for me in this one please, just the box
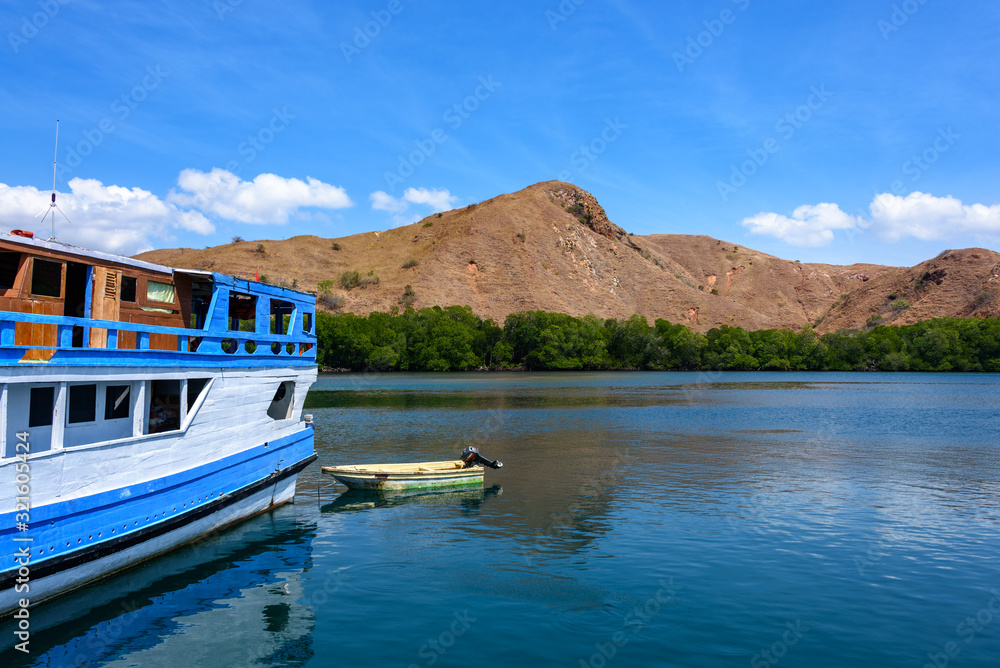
[0,231,179,275]
[0,230,318,301]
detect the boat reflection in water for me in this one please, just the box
[321,484,503,514]
[0,505,315,667]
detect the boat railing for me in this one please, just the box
[0,311,316,365]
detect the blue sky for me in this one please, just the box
[1,0,998,266]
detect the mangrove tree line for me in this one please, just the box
[315,307,1000,372]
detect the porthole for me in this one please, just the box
[267,381,294,420]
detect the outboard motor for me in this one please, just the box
[461,446,503,469]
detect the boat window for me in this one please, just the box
[302,312,313,335]
[147,280,176,304]
[267,381,294,420]
[0,251,21,289]
[187,377,211,412]
[229,293,257,332]
[105,385,131,420]
[121,276,137,302]
[29,387,55,427]
[149,380,181,434]
[31,258,63,298]
[68,384,97,424]
[270,299,293,335]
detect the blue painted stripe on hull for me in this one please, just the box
[2,428,311,527]
[0,453,315,593]
[0,349,315,368]
[0,455,315,600]
[0,428,314,570]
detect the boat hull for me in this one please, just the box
[0,425,315,617]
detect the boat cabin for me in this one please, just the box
[1,233,206,357]
[1,231,316,458]
[0,231,316,362]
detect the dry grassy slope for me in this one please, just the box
[818,248,1000,331]
[635,235,891,329]
[137,181,1000,332]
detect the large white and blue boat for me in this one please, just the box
[0,230,318,617]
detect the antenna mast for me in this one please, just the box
[36,119,71,241]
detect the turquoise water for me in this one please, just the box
[4,372,1000,667]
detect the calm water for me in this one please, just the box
[4,372,1000,667]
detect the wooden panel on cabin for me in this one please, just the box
[17,300,59,361]
[89,266,122,348]
[150,333,179,351]
[118,330,137,350]
[15,257,65,360]
[174,273,193,328]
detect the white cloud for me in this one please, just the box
[369,187,457,224]
[741,192,1000,246]
[741,202,860,247]
[870,192,1000,242]
[168,168,353,224]
[0,179,214,256]
[401,187,457,211]
[370,190,408,213]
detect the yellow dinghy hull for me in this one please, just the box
[321,460,485,491]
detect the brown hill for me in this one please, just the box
[137,181,1000,332]
[818,248,1000,330]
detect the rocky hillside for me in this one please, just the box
[137,181,1000,332]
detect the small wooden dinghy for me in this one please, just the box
[322,447,502,491]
